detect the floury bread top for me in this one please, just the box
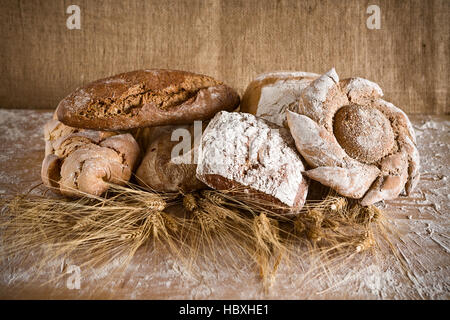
[196,111,309,213]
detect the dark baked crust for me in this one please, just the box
[56,69,240,130]
[201,174,306,215]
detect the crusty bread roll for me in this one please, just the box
[135,124,206,192]
[56,69,240,131]
[196,111,308,214]
[287,68,420,205]
[240,71,318,127]
[41,114,140,198]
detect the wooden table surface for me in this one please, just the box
[0,109,448,300]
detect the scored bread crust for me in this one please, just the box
[56,69,240,131]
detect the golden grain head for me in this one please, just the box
[193,208,216,231]
[149,199,167,211]
[72,216,95,230]
[254,213,270,235]
[306,208,324,226]
[355,205,381,225]
[201,190,226,205]
[197,198,229,221]
[254,213,279,243]
[141,211,165,239]
[355,231,375,252]
[162,213,179,233]
[306,225,322,242]
[183,193,198,212]
[120,229,143,240]
[293,218,306,234]
[327,196,347,212]
[367,205,381,221]
[137,194,167,211]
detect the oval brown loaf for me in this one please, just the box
[56,69,240,131]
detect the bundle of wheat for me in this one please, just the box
[0,182,409,293]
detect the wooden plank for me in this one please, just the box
[0,0,449,114]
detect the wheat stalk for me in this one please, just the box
[0,183,412,295]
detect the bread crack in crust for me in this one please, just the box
[56,69,240,131]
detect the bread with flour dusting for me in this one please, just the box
[196,111,308,214]
[240,71,319,127]
[287,68,420,205]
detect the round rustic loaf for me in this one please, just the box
[56,69,240,131]
[240,71,318,127]
[41,114,140,198]
[135,124,206,193]
[287,68,420,206]
[196,111,309,214]
[333,105,395,164]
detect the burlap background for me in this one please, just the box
[0,0,448,114]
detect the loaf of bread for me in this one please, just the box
[135,124,206,192]
[56,69,240,131]
[287,68,420,205]
[196,111,308,214]
[41,114,140,197]
[240,71,318,127]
